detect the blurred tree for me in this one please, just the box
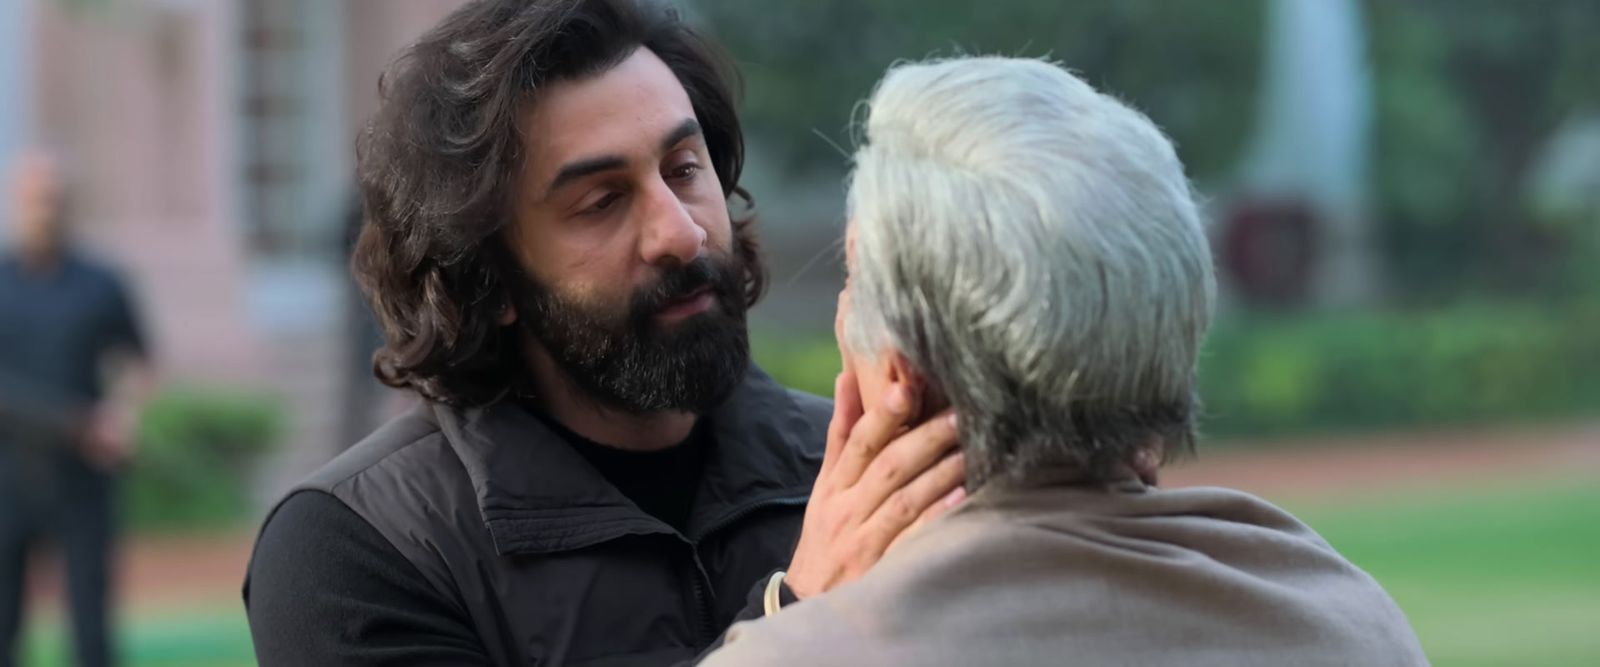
[696,0,1599,303]
[692,0,1267,189]
[1368,0,1600,299]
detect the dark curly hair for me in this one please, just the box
[351,0,765,407]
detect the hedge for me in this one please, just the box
[753,300,1600,441]
[126,388,284,531]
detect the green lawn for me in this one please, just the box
[21,475,1597,666]
[21,610,253,667]
[1286,475,1600,667]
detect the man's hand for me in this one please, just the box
[79,356,153,472]
[79,401,138,471]
[785,371,966,599]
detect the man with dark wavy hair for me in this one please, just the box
[243,1,965,665]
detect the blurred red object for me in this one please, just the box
[1220,197,1320,308]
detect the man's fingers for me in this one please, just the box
[864,444,960,534]
[822,371,864,475]
[864,450,966,557]
[854,408,959,511]
[921,483,967,525]
[889,483,967,553]
[832,381,916,486]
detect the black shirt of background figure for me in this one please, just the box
[0,252,146,412]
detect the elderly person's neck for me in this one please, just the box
[964,429,1165,494]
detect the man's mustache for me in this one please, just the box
[630,256,734,318]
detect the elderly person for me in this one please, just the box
[703,57,1427,667]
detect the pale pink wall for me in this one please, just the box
[32,1,261,385]
[33,4,222,225]
[19,0,472,389]
[343,0,468,142]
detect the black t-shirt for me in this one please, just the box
[0,252,146,497]
[534,411,709,533]
[0,253,146,410]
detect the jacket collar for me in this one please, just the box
[435,365,825,556]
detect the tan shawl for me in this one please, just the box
[705,481,1428,666]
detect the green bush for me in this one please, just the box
[1199,302,1600,439]
[126,388,284,531]
[754,300,1600,442]
[752,336,843,399]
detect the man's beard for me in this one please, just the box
[515,254,751,414]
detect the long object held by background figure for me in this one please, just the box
[0,371,91,445]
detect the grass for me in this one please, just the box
[20,609,253,667]
[19,475,1597,666]
[1286,475,1600,667]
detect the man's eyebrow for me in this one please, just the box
[544,119,701,198]
[661,118,702,153]
[546,155,628,197]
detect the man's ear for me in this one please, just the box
[491,233,527,328]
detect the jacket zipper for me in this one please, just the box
[687,553,716,646]
[684,494,808,646]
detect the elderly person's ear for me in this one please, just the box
[840,337,922,423]
[881,352,928,426]
[896,356,957,427]
[1132,444,1162,486]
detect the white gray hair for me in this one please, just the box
[845,57,1216,488]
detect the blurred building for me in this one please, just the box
[4,0,468,492]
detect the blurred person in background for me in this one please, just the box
[0,149,154,667]
[703,56,1428,667]
[243,1,965,665]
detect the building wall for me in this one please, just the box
[29,0,261,385]
[343,0,467,142]
[255,0,467,482]
[0,0,35,228]
[18,0,471,490]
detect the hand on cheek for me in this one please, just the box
[786,373,965,600]
[835,288,857,376]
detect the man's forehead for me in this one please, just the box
[521,48,696,167]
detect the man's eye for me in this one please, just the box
[669,163,701,181]
[585,192,622,214]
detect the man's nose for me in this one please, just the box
[638,179,705,268]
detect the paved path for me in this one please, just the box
[23,421,1599,617]
[1165,421,1599,502]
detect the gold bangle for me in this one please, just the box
[762,571,787,617]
